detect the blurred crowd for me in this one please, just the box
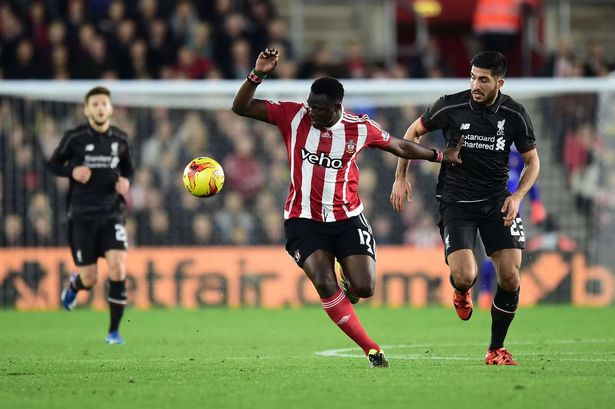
[1,0,613,81]
[0,0,614,259]
[0,97,446,247]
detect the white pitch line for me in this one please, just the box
[316,339,615,363]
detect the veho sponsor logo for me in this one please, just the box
[301,148,344,169]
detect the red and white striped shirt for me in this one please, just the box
[265,100,392,222]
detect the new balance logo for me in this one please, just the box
[460,123,470,130]
[301,148,343,169]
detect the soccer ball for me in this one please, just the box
[182,157,225,197]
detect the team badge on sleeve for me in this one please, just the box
[381,130,390,142]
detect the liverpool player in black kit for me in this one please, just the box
[391,52,540,365]
[48,86,134,345]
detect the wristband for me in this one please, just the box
[431,149,443,163]
[247,68,267,84]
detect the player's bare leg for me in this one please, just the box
[484,248,521,365]
[104,250,128,345]
[447,249,477,320]
[338,255,376,304]
[304,250,388,367]
[61,264,97,311]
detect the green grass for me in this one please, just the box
[1,306,614,409]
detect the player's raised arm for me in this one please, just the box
[231,48,280,122]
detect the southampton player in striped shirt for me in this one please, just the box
[232,48,463,368]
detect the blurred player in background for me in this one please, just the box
[232,48,463,368]
[390,51,540,365]
[477,146,546,309]
[47,86,134,345]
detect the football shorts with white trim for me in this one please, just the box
[284,214,376,267]
[438,197,525,262]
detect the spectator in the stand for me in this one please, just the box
[170,0,199,45]
[213,191,257,244]
[5,39,42,79]
[224,137,264,202]
[583,41,613,77]
[142,207,173,245]
[175,45,212,79]
[268,18,294,59]
[344,40,367,78]
[72,23,96,71]
[50,45,71,79]
[135,0,158,39]
[407,38,451,79]
[128,38,151,79]
[230,38,253,79]
[147,19,177,77]
[0,4,25,76]
[64,0,87,50]
[2,214,25,247]
[27,192,55,246]
[177,113,212,166]
[191,214,215,245]
[129,167,158,211]
[566,128,600,215]
[141,117,177,167]
[473,0,528,54]
[245,0,274,57]
[77,35,116,79]
[98,0,125,39]
[215,13,248,78]
[190,22,213,59]
[297,43,343,79]
[112,19,137,78]
[28,1,48,50]
[539,37,578,77]
[563,122,594,180]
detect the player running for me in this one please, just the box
[232,48,463,368]
[47,86,134,345]
[391,51,540,365]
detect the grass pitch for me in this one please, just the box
[1,306,614,409]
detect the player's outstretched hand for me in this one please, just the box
[390,178,413,213]
[443,135,464,164]
[115,176,130,195]
[255,48,280,75]
[72,165,91,184]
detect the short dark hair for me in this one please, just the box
[85,86,111,103]
[311,77,344,103]
[471,51,507,78]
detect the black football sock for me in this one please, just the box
[71,274,90,291]
[107,279,127,333]
[489,285,519,350]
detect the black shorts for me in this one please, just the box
[284,214,376,267]
[68,217,128,266]
[437,197,525,262]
